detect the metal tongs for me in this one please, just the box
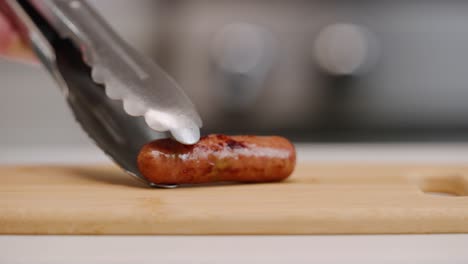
[3,0,203,187]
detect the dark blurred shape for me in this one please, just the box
[152,0,468,142]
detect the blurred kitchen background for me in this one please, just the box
[2,0,468,150]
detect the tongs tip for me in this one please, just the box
[170,126,201,145]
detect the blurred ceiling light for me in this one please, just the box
[314,23,377,76]
[211,23,274,75]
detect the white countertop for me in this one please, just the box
[2,143,468,263]
[3,235,468,264]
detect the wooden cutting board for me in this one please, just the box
[1,163,468,235]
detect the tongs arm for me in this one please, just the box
[5,0,202,145]
[2,0,201,187]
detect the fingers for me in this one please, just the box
[0,13,35,61]
[0,13,13,51]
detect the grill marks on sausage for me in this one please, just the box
[226,139,246,149]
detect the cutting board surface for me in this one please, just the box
[2,163,468,235]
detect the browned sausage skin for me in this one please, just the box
[137,134,296,185]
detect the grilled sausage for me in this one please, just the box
[137,134,296,185]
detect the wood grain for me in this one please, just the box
[1,163,468,235]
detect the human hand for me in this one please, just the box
[0,11,35,61]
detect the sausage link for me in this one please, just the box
[137,134,296,185]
